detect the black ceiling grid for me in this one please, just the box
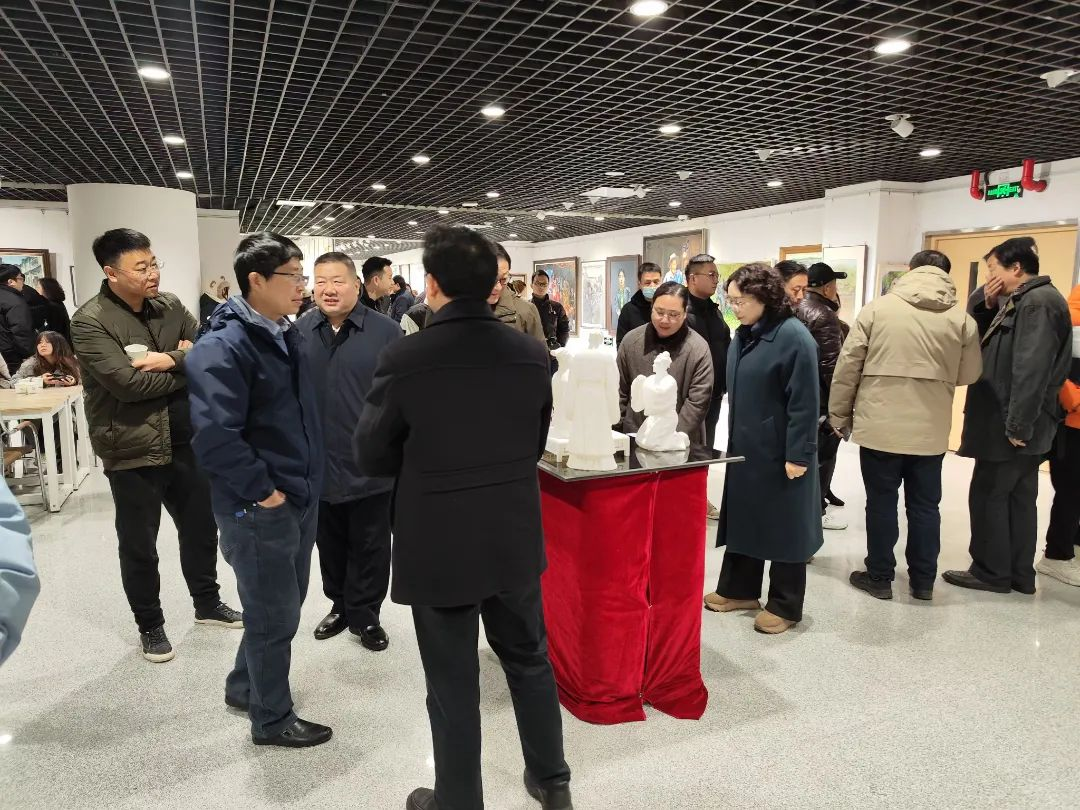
[0,0,1077,243]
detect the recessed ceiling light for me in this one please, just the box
[438,209,449,215]
[371,183,387,191]
[545,225,556,231]
[486,191,500,198]
[874,38,912,55]
[919,147,942,158]
[324,216,336,222]
[416,231,425,235]
[767,180,784,188]
[658,123,682,135]
[303,231,312,236]
[508,233,518,238]
[367,234,376,238]
[481,104,506,118]
[462,202,479,207]
[408,220,419,226]
[175,171,193,180]
[341,203,355,210]
[630,1,669,17]
[412,154,430,164]
[277,200,315,207]
[594,216,606,221]
[162,135,185,146]
[605,171,625,177]
[138,65,171,81]
[668,200,682,207]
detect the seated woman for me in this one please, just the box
[704,263,822,635]
[12,331,81,387]
[615,281,713,445]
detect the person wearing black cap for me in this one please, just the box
[798,262,848,531]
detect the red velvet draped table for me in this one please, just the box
[538,442,742,725]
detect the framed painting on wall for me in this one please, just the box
[0,248,53,287]
[533,257,578,334]
[875,263,910,297]
[778,244,823,266]
[821,244,868,324]
[606,254,640,331]
[643,230,707,285]
[578,260,607,331]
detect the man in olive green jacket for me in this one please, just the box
[829,250,982,601]
[71,228,241,664]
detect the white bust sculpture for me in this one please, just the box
[630,351,690,452]
[564,332,621,471]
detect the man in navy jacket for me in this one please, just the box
[187,233,329,749]
[297,252,401,650]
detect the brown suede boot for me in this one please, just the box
[754,609,796,634]
[703,592,761,612]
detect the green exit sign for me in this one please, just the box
[985,182,1023,200]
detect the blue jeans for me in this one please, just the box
[216,501,317,738]
[860,448,944,591]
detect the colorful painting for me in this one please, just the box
[712,261,772,330]
[876,263,910,297]
[643,230,707,286]
[0,248,52,287]
[778,244,823,267]
[821,245,868,324]
[606,254,640,331]
[579,260,606,331]
[533,257,578,334]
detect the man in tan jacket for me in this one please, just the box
[829,250,982,601]
[490,242,545,344]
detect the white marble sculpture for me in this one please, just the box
[548,347,573,444]
[563,332,621,471]
[630,351,690,452]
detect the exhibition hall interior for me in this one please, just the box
[2,0,1080,808]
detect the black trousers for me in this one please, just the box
[1047,427,1080,560]
[315,492,392,630]
[860,448,944,590]
[104,444,221,633]
[411,582,570,810]
[716,550,806,622]
[704,396,723,450]
[968,456,1042,591]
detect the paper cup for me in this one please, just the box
[125,344,148,361]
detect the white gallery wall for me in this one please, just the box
[0,201,74,305]
[196,209,242,295]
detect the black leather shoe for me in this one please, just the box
[406,787,437,810]
[849,571,892,600]
[314,613,348,640]
[225,694,249,712]
[351,624,390,651]
[910,587,934,601]
[942,570,1010,593]
[252,718,332,748]
[825,490,845,507]
[1012,581,1036,595]
[524,770,574,810]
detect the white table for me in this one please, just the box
[1,386,93,511]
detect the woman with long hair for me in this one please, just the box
[35,277,71,342]
[12,331,81,387]
[704,263,822,635]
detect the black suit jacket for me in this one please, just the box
[353,297,553,606]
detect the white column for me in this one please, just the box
[67,183,201,316]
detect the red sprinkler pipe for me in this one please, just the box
[969,170,984,200]
[1020,158,1047,192]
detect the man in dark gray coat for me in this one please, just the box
[944,237,1071,595]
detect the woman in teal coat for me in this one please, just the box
[704,263,822,634]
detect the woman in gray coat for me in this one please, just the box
[704,264,822,634]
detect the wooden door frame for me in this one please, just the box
[922,219,1080,286]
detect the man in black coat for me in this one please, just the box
[615,261,663,346]
[530,269,570,350]
[354,225,572,810]
[388,274,416,323]
[0,265,37,371]
[298,252,401,651]
[945,237,1071,595]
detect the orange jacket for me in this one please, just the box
[1063,285,1080,429]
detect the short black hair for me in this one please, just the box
[92,228,151,269]
[532,270,550,283]
[638,262,662,282]
[313,251,356,276]
[686,257,714,276]
[774,260,808,281]
[908,250,951,273]
[392,274,408,291]
[492,241,512,269]
[0,264,21,285]
[360,257,392,284]
[234,232,303,297]
[423,224,498,300]
[984,236,1039,275]
[652,281,690,310]
[726,263,793,321]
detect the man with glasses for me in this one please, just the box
[187,232,330,748]
[0,264,36,372]
[71,228,241,665]
[490,242,545,343]
[685,253,731,519]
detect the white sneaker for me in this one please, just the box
[706,501,720,521]
[822,512,848,531]
[1035,556,1080,587]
